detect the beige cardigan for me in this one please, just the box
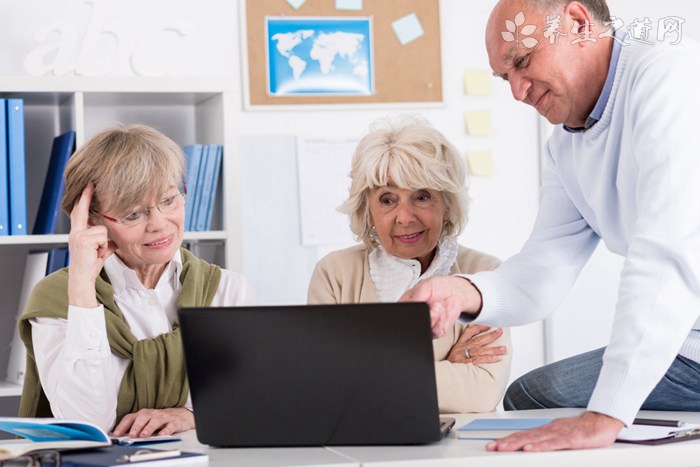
[307,244,512,413]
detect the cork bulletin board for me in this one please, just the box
[242,0,442,106]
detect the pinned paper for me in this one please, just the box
[391,13,424,45]
[464,110,494,136]
[463,70,493,96]
[336,0,363,10]
[466,151,494,176]
[286,0,306,9]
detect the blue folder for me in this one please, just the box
[191,144,212,231]
[198,144,222,231]
[6,98,27,235]
[33,131,76,234]
[183,144,204,232]
[0,99,9,236]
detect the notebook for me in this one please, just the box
[178,302,451,446]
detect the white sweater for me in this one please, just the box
[468,37,700,425]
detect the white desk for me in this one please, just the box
[164,409,700,467]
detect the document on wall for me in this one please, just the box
[297,136,358,246]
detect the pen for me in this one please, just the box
[118,449,181,462]
[633,418,685,428]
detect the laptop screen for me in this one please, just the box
[179,302,442,446]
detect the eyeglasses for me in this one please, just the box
[0,450,61,466]
[91,190,186,227]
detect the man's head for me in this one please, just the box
[486,0,613,128]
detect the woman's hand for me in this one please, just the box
[68,183,117,308]
[112,407,195,438]
[446,325,506,365]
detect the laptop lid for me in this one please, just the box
[178,302,442,446]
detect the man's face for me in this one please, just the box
[486,0,601,128]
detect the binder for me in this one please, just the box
[6,98,27,235]
[182,144,204,231]
[46,248,69,275]
[199,144,222,231]
[32,131,76,234]
[0,98,8,235]
[191,144,212,231]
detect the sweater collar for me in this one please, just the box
[564,30,626,133]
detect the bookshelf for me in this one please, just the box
[0,76,242,411]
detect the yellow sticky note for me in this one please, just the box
[463,70,492,95]
[466,151,494,176]
[464,111,493,136]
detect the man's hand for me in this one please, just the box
[112,407,195,438]
[486,412,624,452]
[399,276,482,338]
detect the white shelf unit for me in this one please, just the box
[0,77,242,411]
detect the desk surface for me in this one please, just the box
[164,408,700,467]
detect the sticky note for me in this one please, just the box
[466,151,494,176]
[463,70,493,96]
[286,0,306,9]
[464,110,493,136]
[336,0,363,10]
[391,13,424,45]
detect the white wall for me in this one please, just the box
[6,0,695,390]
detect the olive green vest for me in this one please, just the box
[17,248,221,427]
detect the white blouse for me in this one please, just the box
[30,250,256,432]
[369,235,458,302]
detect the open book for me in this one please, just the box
[0,417,112,460]
[0,417,183,460]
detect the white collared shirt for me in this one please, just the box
[369,235,458,302]
[30,250,256,432]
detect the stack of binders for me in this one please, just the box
[183,143,223,231]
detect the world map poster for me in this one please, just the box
[266,17,374,96]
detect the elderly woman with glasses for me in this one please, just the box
[17,124,255,437]
[308,116,511,413]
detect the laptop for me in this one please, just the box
[178,302,454,447]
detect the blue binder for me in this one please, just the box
[183,144,204,231]
[7,98,27,235]
[195,145,221,231]
[0,99,8,236]
[46,248,69,275]
[33,131,76,234]
[191,144,212,231]
[203,145,222,231]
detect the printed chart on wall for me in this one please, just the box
[243,0,442,106]
[296,136,358,246]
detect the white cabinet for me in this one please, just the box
[0,76,242,406]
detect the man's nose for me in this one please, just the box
[509,73,531,102]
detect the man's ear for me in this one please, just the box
[565,1,594,34]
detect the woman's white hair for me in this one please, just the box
[340,115,469,248]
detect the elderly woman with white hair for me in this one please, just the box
[308,116,511,413]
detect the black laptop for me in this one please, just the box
[178,302,454,447]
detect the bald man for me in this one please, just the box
[402,0,700,451]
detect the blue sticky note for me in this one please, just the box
[336,0,362,10]
[391,13,424,45]
[286,0,306,9]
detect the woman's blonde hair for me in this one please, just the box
[340,115,469,247]
[61,124,185,217]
